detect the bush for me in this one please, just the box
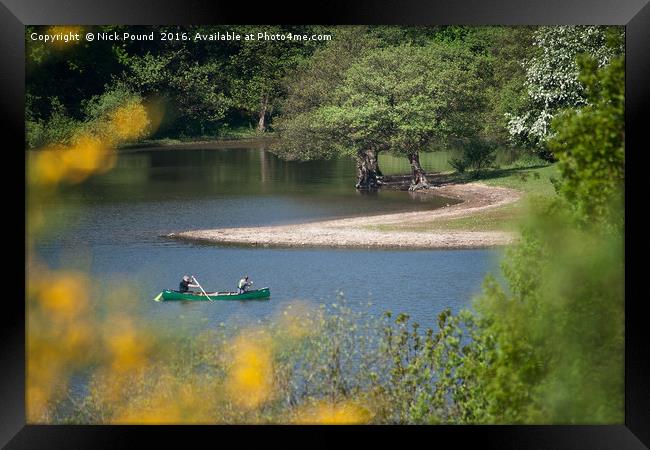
[449,139,497,176]
[448,157,467,173]
[78,85,152,144]
[26,98,81,149]
[471,196,624,424]
[465,53,626,424]
[547,54,624,228]
[82,84,140,121]
[26,88,151,149]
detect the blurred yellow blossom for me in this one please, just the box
[36,271,89,319]
[46,26,83,48]
[25,84,168,424]
[293,400,372,424]
[104,101,151,142]
[224,330,275,410]
[26,269,95,422]
[29,101,153,187]
[104,315,151,373]
[113,378,218,424]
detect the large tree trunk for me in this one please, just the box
[374,149,383,178]
[407,152,430,191]
[366,148,383,180]
[355,149,382,190]
[257,95,269,132]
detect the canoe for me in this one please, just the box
[154,287,270,302]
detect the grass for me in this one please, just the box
[373,157,560,234]
[443,154,559,194]
[467,162,559,196]
[375,201,526,233]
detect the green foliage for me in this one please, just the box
[26,26,129,122]
[271,111,341,161]
[276,42,485,164]
[506,26,624,157]
[548,55,624,228]
[478,27,535,145]
[448,157,467,174]
[340,43,485,154]
[82,84,141,121]
[449,139,498,176]
[120,51,230,136]
[25,86,148,149]
[50,296,482,424]
[274,27,537,172]
[272,27,380,160]
[471,198,623,423]
[225,25,326,130]
[465,48,625,424]
[280,27,379,115]
[26,97,81,149]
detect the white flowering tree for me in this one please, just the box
[506,26,623,158]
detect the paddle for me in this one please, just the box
[192,275,213,301]
[153,292,163,302]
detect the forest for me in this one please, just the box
[27,26,621,186]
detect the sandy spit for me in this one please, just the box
[167,182,522,250]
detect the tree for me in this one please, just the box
[26,25,236,142]
[548,54,624,229]
[25,25,130,148]
[505,26,624,159]
[271,27,383,187]
[316,43,484,189]
[226,26,326,132]
[475,26,535,146]
[119,46,230,137]
[279,27,379,117]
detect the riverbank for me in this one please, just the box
[167,160,558,249]
[118,132,276,152]
[168,176,524,249]
[371,162,558,234]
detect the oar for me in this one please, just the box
[192,276,213,301]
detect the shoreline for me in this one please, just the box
[118,135,276,152]
[167,180,523,250]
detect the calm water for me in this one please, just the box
[32,145,503,332]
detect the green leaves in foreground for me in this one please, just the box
[548,55,625,229]
[472,199,624,424]
[461,52,625,424]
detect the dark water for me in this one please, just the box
[33,146,503,332]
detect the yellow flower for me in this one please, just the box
[224,331,274,409]
[105,101,151,142]
[105,315,150,373]
[293,400,372,424]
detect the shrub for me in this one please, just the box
[449,139,497,176]
[448,157,467,174]
[26,98,80,149]
[82,84,140,121]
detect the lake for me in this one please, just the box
[31,144,503,333]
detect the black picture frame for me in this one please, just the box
[5,0,648,447]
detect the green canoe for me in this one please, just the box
[154,287,270,302]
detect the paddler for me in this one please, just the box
[237,275,253,294]
[179,275,199,293]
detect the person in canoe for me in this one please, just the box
[179,275,199,293]
[237,275,253,294]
